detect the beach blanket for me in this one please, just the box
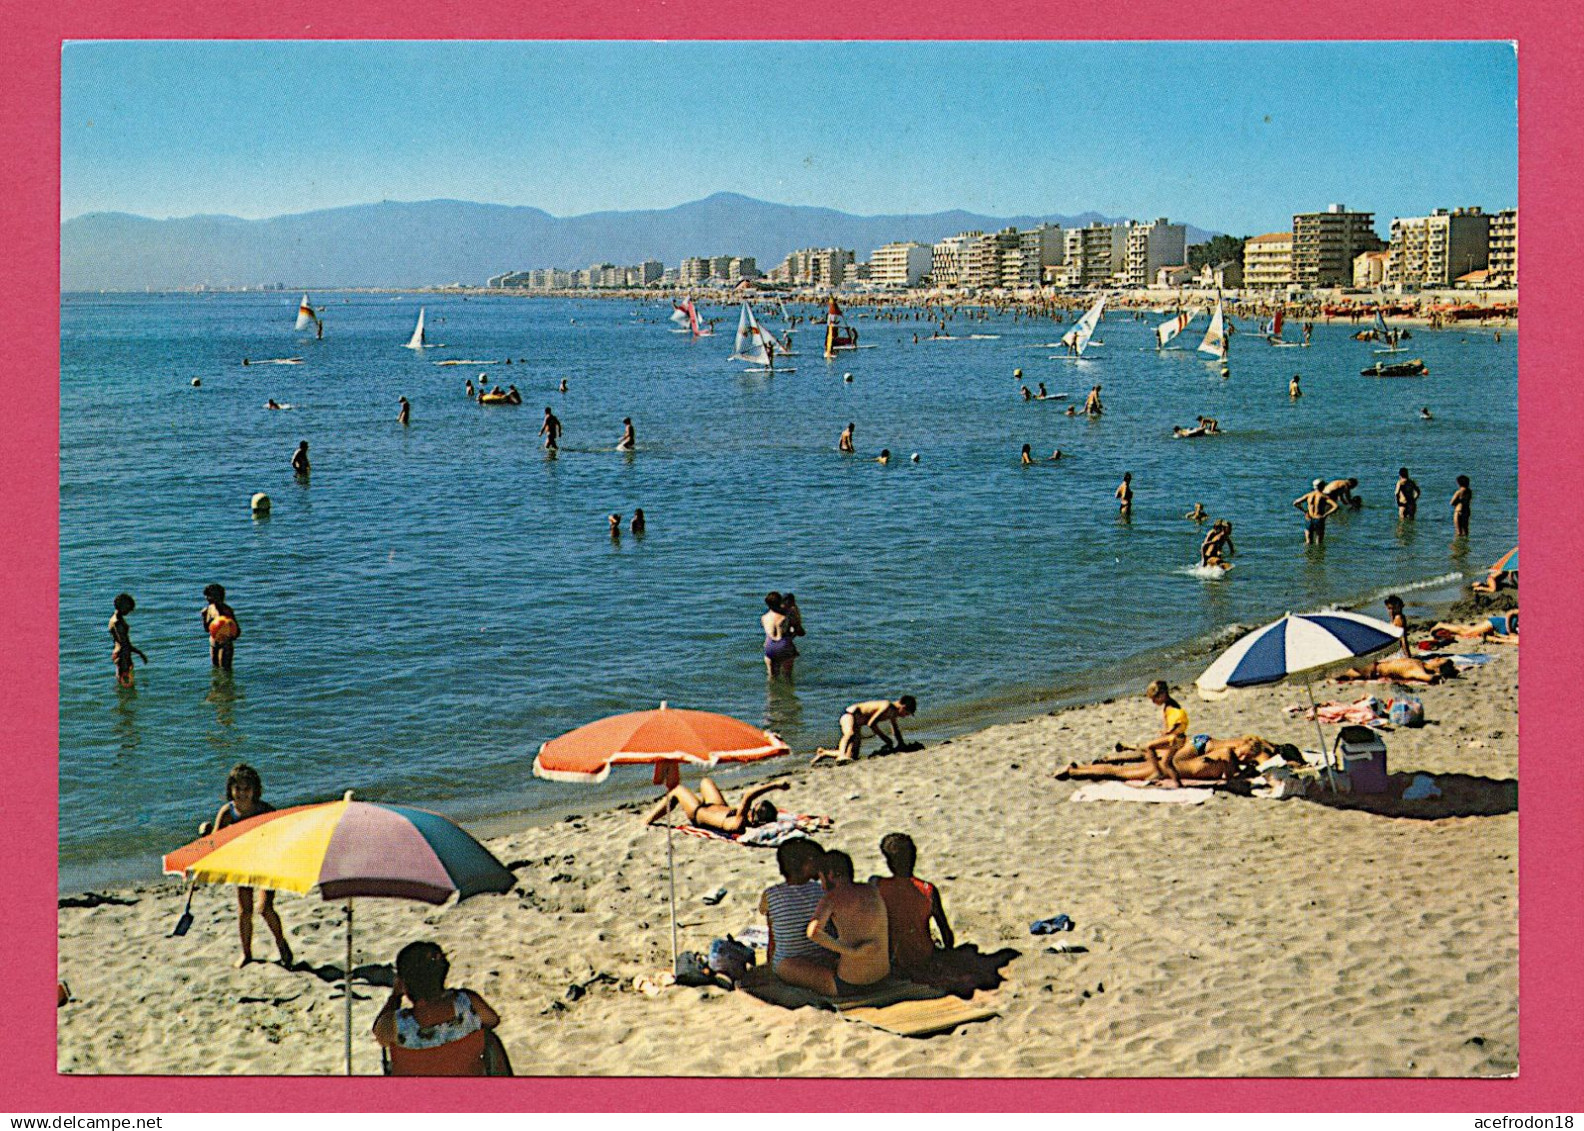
[1066,781,1213,804]
[1287,696,1390,726]
[742,975,999,1038]
[663,810,831,848]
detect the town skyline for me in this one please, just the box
[62,41,1516,235]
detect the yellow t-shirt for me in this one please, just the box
[1162,704,1189,735]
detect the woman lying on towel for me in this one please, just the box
[1335,655,1458,684]
[1429,610,1518,644]
[643,777,790,834]
[1056,736,1301,786]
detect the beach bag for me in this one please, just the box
[1389,697,1425,727]
[707,936,756,983]
[674,950,714,986]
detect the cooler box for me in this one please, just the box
[1335,725,1388,794]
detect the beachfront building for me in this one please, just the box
[1199,261,1243,289]
[929,232,987,289]
[1488,209,1518,287]
[1155,264,1195,288]
[1123,218,1187,288]
[727,257,759,284]
[1387,207,1491,289]
[1242,232,1294,291]
[1014,224,1064,288]
[1061,222,1128,288]
[1353,250,1388,289]
[1292,205,1385,288]
[633,260,664,286]
[773,247,855,287]
[679,257,711,287]
[869,241,933,288]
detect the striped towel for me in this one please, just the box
[662,811,831,847]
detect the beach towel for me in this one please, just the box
[1287,696,1389,726]
[742,975,999,1037]
[662,810,831,848]
[1066,781,1213,804]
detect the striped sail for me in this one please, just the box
[669,301,691,327]
[1198,300,1227,359]
[295,294,316,332]
[1061,295,1107,355]
[1156,309,1194,348]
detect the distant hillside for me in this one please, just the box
[61,193,1219,291]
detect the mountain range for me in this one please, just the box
[60,192,1218,291]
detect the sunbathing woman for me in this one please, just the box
[1335,655,1458,684]
[643,777,791,834]
[1430,610,1518,644]
[1057,736,1294,784]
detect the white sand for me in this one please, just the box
[58,646,1517,1077]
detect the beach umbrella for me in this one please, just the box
[1490,545,1518,574]
[162,791,516,1076]
[533,702,791,969]
[1195,611,1403,788]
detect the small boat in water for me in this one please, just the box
[1361,358,1429,377]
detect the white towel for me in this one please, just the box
[1066,781,1213,804]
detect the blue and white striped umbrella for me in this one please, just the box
[1197,610,1403,694]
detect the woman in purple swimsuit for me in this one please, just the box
[762,592,798,679]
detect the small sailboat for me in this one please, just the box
[404,308,428,350]
[295,294,317,331]
[1198,297,1229,360]
[1371,309,1408,353]
[732,303,795,372]
[1155,307,1197,349]
[822,297,859,358]
[1057,295,1107,359]
[678,298,712,338]
[1265,309,1303,347]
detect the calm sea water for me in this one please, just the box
[59,293,1516,889]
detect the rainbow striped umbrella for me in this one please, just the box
[162,792,515,1074]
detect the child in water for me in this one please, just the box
[108,593,147,686]
[201,583,241,671]
[212,763,294,968]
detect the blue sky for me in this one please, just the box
[61,41,1516,234]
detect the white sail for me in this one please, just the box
[295,294,316,332]
[669,301,691,327]
[1061,295,1107,355]
[1156,309,1195,348]
[404,308,427,350]
[731,303,771,364]
[1198,299,1228,359]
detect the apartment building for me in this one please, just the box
[1061,223,1127,287]
[1387,207,1491,289]
[678,257,712,287]
[1014,224,1064,288]
[869,242,933,288]
[1353,250,1388,289]
[1487,209,1517,287]
[1124,218,1187,288]
[1242,232,1294,290]
[727,257,759,283]
[775,247,855,287]
[929,232,984,289]
[1292,204,1385,288]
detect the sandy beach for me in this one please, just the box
[58,637,1517,1078]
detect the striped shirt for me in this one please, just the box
[764,880,826,965]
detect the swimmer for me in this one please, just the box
[558,378,568,394]
[1049,449,1063,462]
[1083,384,1104,416]
[397,396,410,426]
[1289,374,1302,398]
[1395,468,1421,519]
[540,407,562,451]
[1115,472,1133,515]
[108,593,148,687]
[1196,415,1220,433]
[877,449,891,465]
[291,440,310,477]
[1450,474,1473,536]
[617,417,635,451]
[465,379,476,399]
[265,398,282,410]
[609,514,622,540]
[630,508,646,536]
[1185,502,1209,523]
[1020,385,1032,401]
[839,422,855,453]
[1419,406,1433,420]
[1021,444,1033,466]
[504,385,522,405]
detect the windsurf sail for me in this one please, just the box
[1061,295,1107,356]
[682,298,712,337]
[1198,298,1228,359]
[404,308,427,350]
[823,297,859,358]
[295,294,317,332]
[669,301,691,327]
[1156,308,1196,349]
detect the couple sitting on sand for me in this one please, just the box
[1055,680,1302,786]
[757,833,955,998]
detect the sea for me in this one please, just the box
[58,292,1517,890]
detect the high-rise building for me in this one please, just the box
[679,257,711,286]
[1061,223,1127,288]
[930,232,983,289]
[776,247,855,287]
[1386,207,1491,289]
[727,257,759,283]
[635,260,664,286]
[869,242,933,288]
[1124,219,1187,288]
[1242,232,1294,290]
[1016,224,1065,287]
[1488,209,1517,287]
[1292,204,1385,288]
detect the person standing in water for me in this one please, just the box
[1115,472,1133,515]
[839,422,855,453]
[1294,478,1338,545]
[540,407,562,451]
[291,440,310,477]
[608,514,622,541]
[630,508,646,536]
[1395,467,1422,520]
[762,592,798,679]
[108,593,147,687]
[1021,444,1034,466]
[1084,385,1104,416]
[1289,374,1303,398]
[212,763,294,969]
[201,583,241,671]
[616,417,635,451]
[1450,475,1473,535]
[397,396,410,426]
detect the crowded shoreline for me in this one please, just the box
[58,583,1518,1077]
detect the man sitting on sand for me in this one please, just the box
[783,850,890,997]
[1057,736,1298,785]
[758,838,832,986]
[871,833,954,974]
[1335,656,1458,684]
[811,696,916,763]
[643,777,790,834]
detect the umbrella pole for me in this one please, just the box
[666,817,679,974]
[1305,679,1338,792]
[344,898,354,1076]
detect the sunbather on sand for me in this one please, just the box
[1430,611,1518,644]
[1335,656,1458,684]
[642,777,790,834]
[1058,736,1294,785]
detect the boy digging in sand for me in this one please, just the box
[812,696,916,763]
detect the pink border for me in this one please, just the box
[8,5,1581,1113]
